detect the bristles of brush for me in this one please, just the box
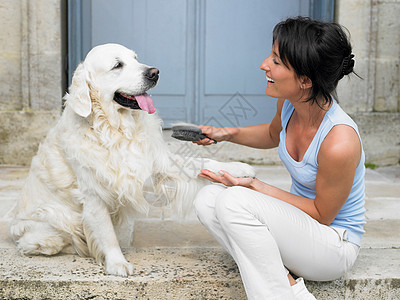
[171,122,216,143]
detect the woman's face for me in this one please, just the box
[260,43,308,102]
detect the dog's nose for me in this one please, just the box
[145,68,159,82]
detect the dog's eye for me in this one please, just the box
[112,61,124,70]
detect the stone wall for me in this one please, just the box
[336,0,400,165]
[0,0,399,166]
[0,0,62,165]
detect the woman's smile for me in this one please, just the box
[266,75,275,84]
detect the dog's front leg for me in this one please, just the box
[82,197,134,276]
[202,159,256,178]
[170,154,256,179]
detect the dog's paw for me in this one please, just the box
[105,259,134,277]
[217,162,256,178]
[104,249,134,276]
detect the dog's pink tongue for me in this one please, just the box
[135,93,156,114]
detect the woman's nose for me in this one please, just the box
[260,58,270,71]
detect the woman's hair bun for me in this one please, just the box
[342,53,355,76]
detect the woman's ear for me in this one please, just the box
[63,63,92,117]
[299,76,313,90]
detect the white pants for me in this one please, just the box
[194,185,360,300]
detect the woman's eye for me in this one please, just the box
[112,62,123,70]
[273,58,279,65]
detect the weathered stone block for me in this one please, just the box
[373,2,400,112]
[0,0,21,52]
[337,59,370,114]
[0,110,60,165]
[336,0,372,58]
[0,54,22,111]
[376,2,400,58]
[352,112,400,165]
[374,58,400,112]
[336,0,375,113]
[28,53,63,110]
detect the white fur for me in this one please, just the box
[6,44,255,276]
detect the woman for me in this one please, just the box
[193,17,365,300]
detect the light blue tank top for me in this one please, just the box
[278,100,366,246]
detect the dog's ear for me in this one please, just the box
[64,63,92,117]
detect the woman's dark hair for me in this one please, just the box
[273,16,357,107]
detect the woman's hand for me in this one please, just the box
[198,169,256,188]
[193,126,238,146]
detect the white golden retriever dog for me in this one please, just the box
[7,44,255,276]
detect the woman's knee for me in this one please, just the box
[214,186,251,225]
[194,184,225,222]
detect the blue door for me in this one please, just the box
[68,0,334,127]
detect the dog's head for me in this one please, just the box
[64,43,159,118]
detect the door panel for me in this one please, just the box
[199,0,308,127]
[204,0,303,95]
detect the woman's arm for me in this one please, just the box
[312,124,361,224]
[196,98,284,149]
[199,124,362,225]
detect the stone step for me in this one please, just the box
[0,247,399,300]
[1,218,399,299]
[0,165,399,299]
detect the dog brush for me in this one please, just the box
[171,123,217,144]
